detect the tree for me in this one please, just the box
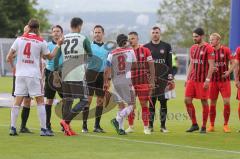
[157,0,230,47]
[0,0,50,38]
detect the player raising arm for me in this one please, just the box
[6,19,60,136]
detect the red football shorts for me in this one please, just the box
[134,84,150,101]
[185,80,209,99]
[209,81,231,99]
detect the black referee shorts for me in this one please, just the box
[44,69,63,99]
[86,69,104,97]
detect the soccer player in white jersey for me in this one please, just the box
[6,19,60,136]
[8,25,33,134]
[104,34,137,135]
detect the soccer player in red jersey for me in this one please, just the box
[125,31,155,135]
[233,47,240,132]
[184,28,215,133]
[207,33,234,133]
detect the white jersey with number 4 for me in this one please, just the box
[11,33,49,79]
[107,47,136,85]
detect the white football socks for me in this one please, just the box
[11,105,20,128]
[120,105,133,118]
[116,111,124,130]
[37,104,46,129]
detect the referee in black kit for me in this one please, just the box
[144,26,173,133]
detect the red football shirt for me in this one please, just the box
[235,47,240,61]
[211,45,232,82]
[131,46,153,85]
[189,43,215,82]
[235,47,240,80]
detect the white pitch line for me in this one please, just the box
[0,124,239,155]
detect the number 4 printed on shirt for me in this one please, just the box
[23,42,31,58]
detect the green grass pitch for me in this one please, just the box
[0,77,239,159]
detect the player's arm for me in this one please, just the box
[234,59,240,88]
[184,57,193,87]
[43,36,64,60]
[43,45,61,60]
[146,49,155,88]
[148,60,155,87]
[104,54,112,91]
[222,49,237,78]
[103,66,111,91]
[6,49,16,74]
[203,59,215,90]
[6,38,18,65]
[166,45,173,80]
[6,49,16,66]
[222,59,237,78]
[53,49,62,71]
[83,37,93,57]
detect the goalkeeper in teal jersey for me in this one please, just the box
[54,17,92,136]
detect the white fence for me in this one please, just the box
[0,38,15,76]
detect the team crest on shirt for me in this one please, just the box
[160,49,165,54]
[220,53,225,58]
[232,52,236,56]
[140,53,144,57]
[200,51,204,55]
[211,52,215,56]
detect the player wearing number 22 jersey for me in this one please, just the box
[54,17,92,136]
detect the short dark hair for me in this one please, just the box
[128,31,138,36]
[71,17,83,28]
[28,19,39,29]
[116,34,128,47]
[152,26,161,31]
[193,27,205,36]
[94,25,104,33]
[52,25,63,33]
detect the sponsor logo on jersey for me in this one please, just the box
[215,62,226,67]
[154,59,166,64]
[211,52,215,56]
[160,49,165,54]
[192,59,204,64]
